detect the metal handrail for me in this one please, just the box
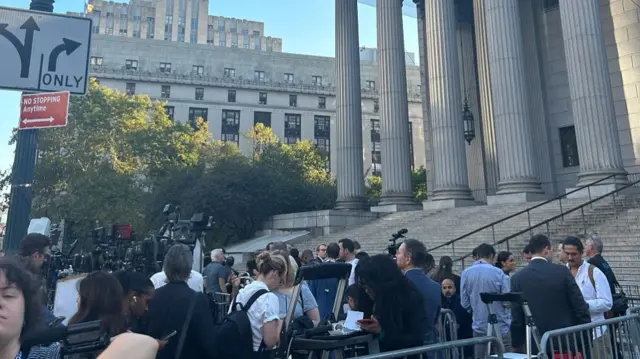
[428,173,619,254]
[453,175,640,265]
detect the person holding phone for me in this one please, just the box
[355,255,428,353]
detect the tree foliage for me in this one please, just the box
[0,80,336,247]
[365,166,428,203]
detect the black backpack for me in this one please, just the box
[215,289,269,359]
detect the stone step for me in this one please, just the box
[295,194,640,287]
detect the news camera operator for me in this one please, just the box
[19,233,58,328]
[0,256,60,359]
[203,249,230,294]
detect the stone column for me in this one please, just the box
[376,0,417,209]
[558,0,628,187]
[422,0,474,208]
[485,0,544,201]
[473,0,499,196]
[334,0,367,210]
[413,0,435,199]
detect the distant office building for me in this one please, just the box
[74,0,282,52]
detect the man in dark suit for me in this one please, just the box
[396,239,441,346]
[511,234,591,353]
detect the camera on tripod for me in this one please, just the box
[387,228,408,257]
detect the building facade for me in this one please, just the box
[88,35,424,177]
[79,0,283,51]
[331,0,640,210]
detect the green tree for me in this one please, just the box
[365,166,428,202]
[29,79,211,238]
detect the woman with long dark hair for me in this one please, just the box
[69,271,128,335]
[495,251,517,276]
[431,256,461,289]
[355,254,427,352]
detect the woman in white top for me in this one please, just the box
[233,251,288,352]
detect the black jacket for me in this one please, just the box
[511,259,591,348]
[588,254,618,295]
[143,281,218,359]
[376,286,428,353]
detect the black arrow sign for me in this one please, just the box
[0,17,40,78]
[48,38,81,72]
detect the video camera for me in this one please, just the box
[387,228,408,257]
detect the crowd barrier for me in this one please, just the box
[624,285,640,308]
[437,309,458,343]
[536,313,640,359]
[213,292,232,323]
[355,337,504,359]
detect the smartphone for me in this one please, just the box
[357,319,373,325]
[161,330,177,341]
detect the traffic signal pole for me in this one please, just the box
[3,0,54,252]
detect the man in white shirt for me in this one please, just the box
[150,269,204,292]
[338,238,358,286]
[563,236,613,358]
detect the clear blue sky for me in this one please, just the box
[0,0,418,174]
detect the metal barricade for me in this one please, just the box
[630,307,640,315]
[437,309,459,343]
[622,285,640,308]
[537,313,640,359]
[355,337,504,359]
[213,292,231,323]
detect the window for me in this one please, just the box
[224,68,235,78]
[126,83,136,96]
[314,115,331,172]
[254,111,271,127]
[254,71,265,82]
[409,121,414,169]
[253,30,261,37]
[195,87,204,101]
[289,95,297,107]
[318,96,326,109]
[192,65,204,75]
[543,0,560,10]
[366,80,375,90]
[161,85,171,99]
[374,99,379,113]
[165,106,175,121]
[312,76,322,85]
[284,114,302,145]
[188,107,208,126]
[222,110,240,145]
[160,62,172,73]
[559,126,580,167]
[259,92,267,105]
[125,59,138,70]
[371,119,381,176]
[147,17,155,39]
[90,56,103,66]
[227,89,236,103]
[284,73,294,83]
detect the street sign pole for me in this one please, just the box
[3,0,54,252]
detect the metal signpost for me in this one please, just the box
[2,0,91,251]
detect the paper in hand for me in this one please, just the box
[343,310,364,332]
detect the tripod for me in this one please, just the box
[481,292,541,359]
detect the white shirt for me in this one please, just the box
[150,270,204,292]
[346,258,359,286]
[232,280,280,351]
[568,260,612,337]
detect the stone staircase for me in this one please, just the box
[296,194,640,286]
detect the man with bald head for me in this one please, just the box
[203,248,230,294]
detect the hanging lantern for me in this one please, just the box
[462,99,475,145]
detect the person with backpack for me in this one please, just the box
[563,236,613,359]
[217,251,288,359]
